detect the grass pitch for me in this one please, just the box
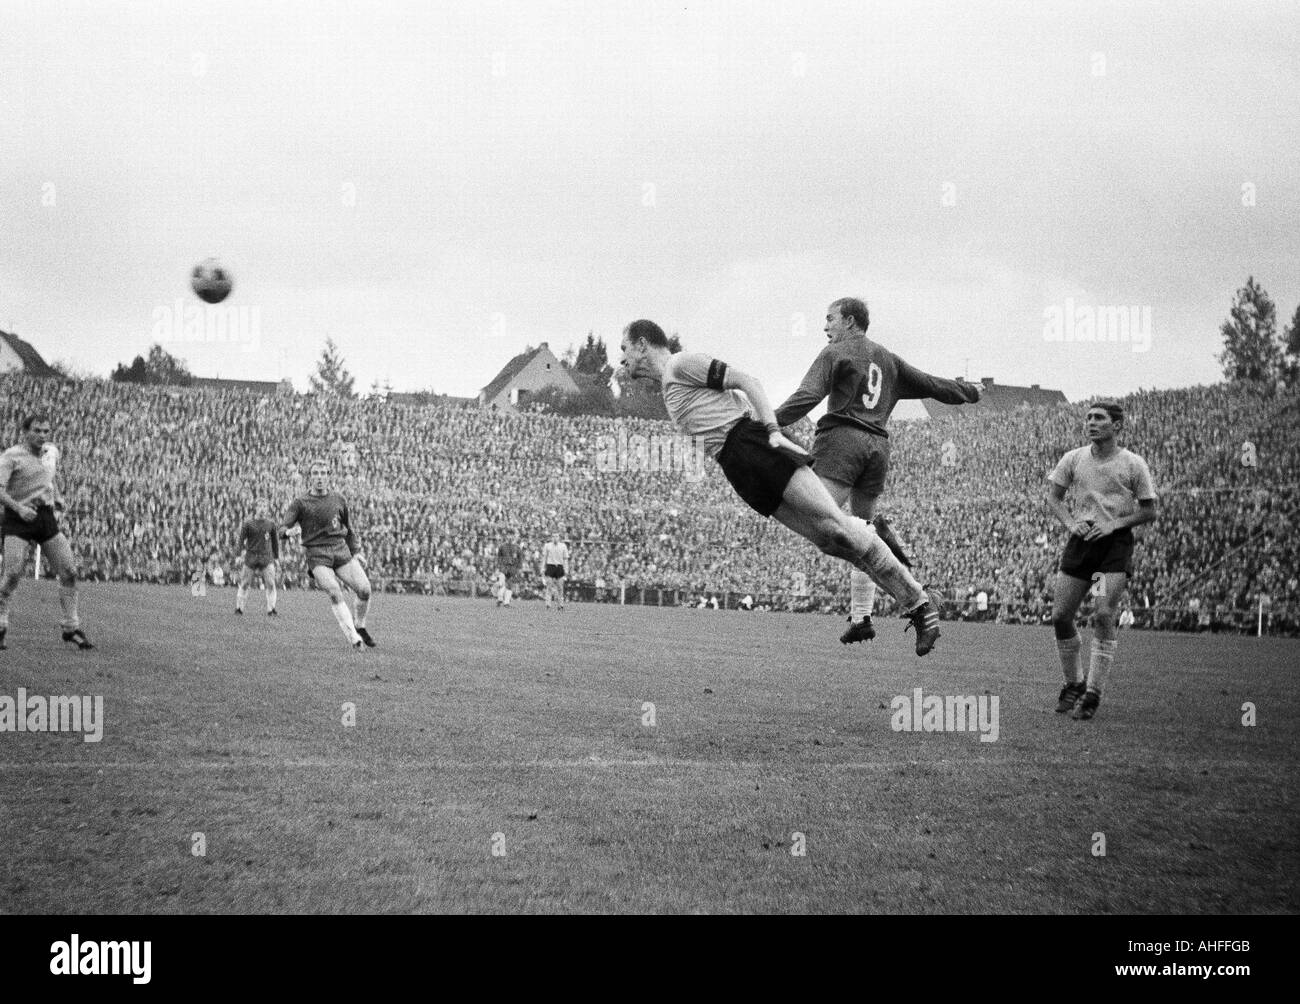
[1,582,1296,914]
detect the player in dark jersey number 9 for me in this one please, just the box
[281,460,376,649]
[619,319,940,656]
[775,297,981,646]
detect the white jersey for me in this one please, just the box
[542,541,569,567]
[0,444,57,507]
[1048,446,1157,525]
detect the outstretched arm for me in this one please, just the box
[774,350,832,427]
[896,356,982,404]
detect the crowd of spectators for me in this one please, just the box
[3,372,1297,635]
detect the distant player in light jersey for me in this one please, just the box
[0,414,94,650]
[1047,401,1157,720]
[776,297,980,645]
[281,460,376,649]
[236,500,280,617]
[542,532,570,610]
[618,319,940,655]
[490,569,509,606]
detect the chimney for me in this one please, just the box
[981,377,994,387]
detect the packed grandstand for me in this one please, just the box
[3,372,1296,635]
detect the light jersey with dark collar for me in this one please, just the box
[1049,446,1157,525]
[660,352,753,460]
[0,444,56,506]
[283,492,358,552]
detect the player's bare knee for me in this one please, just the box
[58,570,77,587]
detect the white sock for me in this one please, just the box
[331,600,359,643]
[59,581,80,631]
[354,597,368,630]
[1056,634,1083,684]
[851,520,924,611]
[503,588,511,605]
[849,570,876,622]
[266,582,277,612]
[236,584,247,611]
[1087,638,1117,694]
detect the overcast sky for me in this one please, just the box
[2,0,1297,407]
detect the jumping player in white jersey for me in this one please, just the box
[776,297,981,644]
[1047,401,1157,720]
[618,319,940,655]
[0,414,93,650]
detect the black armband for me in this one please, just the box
[706,358,728,391]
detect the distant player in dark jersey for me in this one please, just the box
[281,460,375,649]
[235,500,280,617]
[776,297,980,645]
[1047,401,1157,720]
[0,414,93,649]
[495,532,523,607]
[619,319,940,656]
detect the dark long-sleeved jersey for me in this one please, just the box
[775,336,978,437]
[282,492,359,553]
[238,517,280,562]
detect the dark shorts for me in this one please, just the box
[2,503,61,546]
[306,543,355,572]
[244,557,274,572]
[1060,528,1135,581]
[544,564,566,579]
[811,423,890,496]
[717,418,814,517]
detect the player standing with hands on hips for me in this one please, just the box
[1047,401,1157,720]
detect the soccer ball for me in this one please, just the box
[191,258,233,304]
